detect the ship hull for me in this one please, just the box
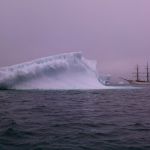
[129,81,150,86]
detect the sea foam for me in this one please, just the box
[0,52,106,90]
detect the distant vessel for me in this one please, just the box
[122,63,150,85]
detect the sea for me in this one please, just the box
[0,88,150,150]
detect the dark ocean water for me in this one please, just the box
[0,88,150,150]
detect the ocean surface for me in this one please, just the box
[0,88,150,150]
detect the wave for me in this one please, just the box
[0,52,106,90]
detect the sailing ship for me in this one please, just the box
[122,63,150,85]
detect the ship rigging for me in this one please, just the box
[122,63,150,85]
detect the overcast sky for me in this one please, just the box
[0,0,150,76]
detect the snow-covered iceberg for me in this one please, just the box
[0,52,106,90]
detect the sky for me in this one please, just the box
[0,0,150,77]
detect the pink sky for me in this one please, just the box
[0,0,150,76]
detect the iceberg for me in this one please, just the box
[0,52,106,90]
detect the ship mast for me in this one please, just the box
[146,62,149,82]
[136,65,139,82]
